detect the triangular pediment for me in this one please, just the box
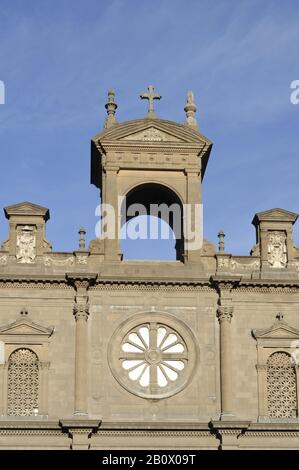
[93,118,212,146]
[252,208,298,226]
[253,321,299,340]
[122,126,182,142]
[0,318,53,337]
[4,202,50,221]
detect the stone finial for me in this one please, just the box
[140,85,161,118]
[218,230,225,253]
[184,91,198,129]
[104,89,118,129]
[78,227,86,250]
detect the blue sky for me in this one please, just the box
[0,0,298,259]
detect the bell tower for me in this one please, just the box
[91,86,212,263]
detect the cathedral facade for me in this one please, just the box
[0,88,299,450]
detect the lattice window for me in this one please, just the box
[7,348,39,416]
[267,352,297,418]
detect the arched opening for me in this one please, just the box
[7,348,39,416]
[121,183,184,261]
[267,351,297,418]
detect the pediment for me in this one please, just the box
[252,208,298,226]
[0,318,53,337]
[253,321,299,340]
[93,118,212,146]
[122,126,182,142]
[4,202,50,221]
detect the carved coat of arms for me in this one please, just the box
[267,231,287,268]
[16,226,36,263]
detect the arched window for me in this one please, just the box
[7,348,39,416]
[121,183,184,261]
[267,352,297,418]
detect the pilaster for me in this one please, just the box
[67,274,97,415]
[212,277,240,420]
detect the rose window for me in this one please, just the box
[108,313,197,399]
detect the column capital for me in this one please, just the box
[66,273,97,287]
[211,276,241,294]
[104,166,119,174]
[66,273,97,298]
[217,305,233,323]
[73,302,89,321]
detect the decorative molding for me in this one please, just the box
[0,273,298,292]
[44,256,74,267]
[239,431,299,438]
[230,259,260,271]
[217,258,230,268]
[0,255,8,266]
[4,202,50,221]
[91,279,213,291]
[0,275,71,289]
[253,319,299,340]
[95,118,211,145]
[0,317,53,337]
[217,257,260,271]
[94,430,212,438]
[76,255,88,265]
[122,127,182,142]
[0,430,63,436]
[0,280,71,289]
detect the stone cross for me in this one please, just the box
[140,85,161,118]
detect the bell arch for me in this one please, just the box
[91,115,212,263]
[121,182,185,261]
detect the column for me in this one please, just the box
[217,305,234,419]
[103,167,121,261]
[256,364,268,419]
[39,361,50,416]
[0,363,5,415]
[185,168,202,262]
[74,280,89,415]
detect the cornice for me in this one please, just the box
[59,419,101,431]
[91,277,213,291]
[66,273,98,284]
[100,421,211,431]
[98,141,206,152]
[236,279,299,293]
[0,273,298,292]
[0,419,61,430]
[0,274,71,289]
